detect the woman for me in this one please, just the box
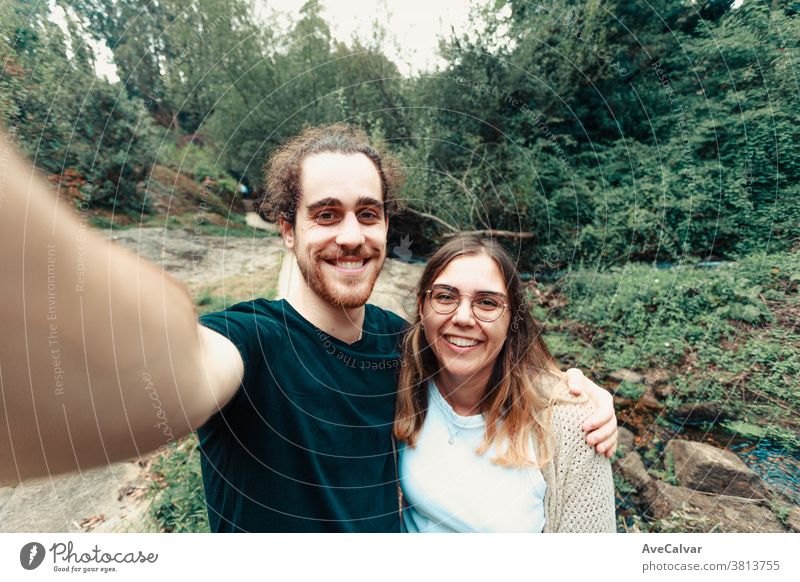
[394,236,616,532]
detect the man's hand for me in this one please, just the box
[565,368,618,458]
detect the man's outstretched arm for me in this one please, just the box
[565,368,619,457]
[0,135,242,485]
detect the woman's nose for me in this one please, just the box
[450,297,475,326]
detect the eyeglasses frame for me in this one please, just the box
[424,287,510,323]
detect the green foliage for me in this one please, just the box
[148,437,209,533]
[0,1,158,213]
[648,450,678,486]
[615,380,646,400]
[545,250,799,431]
[156,141,236,189]
[401,0,800,268]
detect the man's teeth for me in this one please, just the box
[336,259,365,269]
[445,336,480,348]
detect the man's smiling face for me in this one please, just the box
[280,152,388,309]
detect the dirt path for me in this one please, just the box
[0,225,423,532]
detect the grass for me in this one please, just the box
[148,437,209,533]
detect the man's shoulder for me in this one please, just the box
[364,303,409,334]
[201,297,282,319]
[199,298,287,338]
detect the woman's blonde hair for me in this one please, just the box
[394,236,564,468]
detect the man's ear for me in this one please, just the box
[278,216,295,250]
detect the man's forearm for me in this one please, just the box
[0,136,211,484]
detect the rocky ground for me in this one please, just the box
[610,368,799,532]
[0,217,423,532]
[614,425,799,532]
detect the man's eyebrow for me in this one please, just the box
[305,197,384,212]
[356,197,383,208]
[306,198,342,212]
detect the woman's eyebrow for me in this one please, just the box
[432,283,506,297]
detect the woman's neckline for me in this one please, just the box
[429,380,485,428]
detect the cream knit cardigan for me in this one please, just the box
[540,381,617,532]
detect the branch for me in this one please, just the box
[443,229,536,240]
[402,206,459,233]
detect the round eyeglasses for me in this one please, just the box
[425,286,509,322]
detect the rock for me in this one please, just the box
[0,486,14,513]
[641,480,785,532]
[786,507,800,533]
[666,440,769,499]
[0,462,148,533]
[108,227,284,290]
[636,391,662,411]
[613,396,633,408]
[644,368,670,386]
[609,368,643,384]
[617,426,637,454]
[653,384,675,399]
[670,402,727,424]
[614,451,652,489]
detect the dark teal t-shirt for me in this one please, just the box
[197,299,406,532]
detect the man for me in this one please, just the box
[0,125,616,532]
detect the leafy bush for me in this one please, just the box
[545,251,799,427]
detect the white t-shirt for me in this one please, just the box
[399,381,547,532]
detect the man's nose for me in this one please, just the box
[336,212,366,248]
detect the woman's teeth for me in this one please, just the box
[445,335,480,348]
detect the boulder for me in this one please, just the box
[614,451,652,490]
[644,368,670,386]
[636,391,662,411]
[617,426,637,454]
[665,439,769,499]
[670,402,727,424]
[609,368,643,384]
[653,384,675,399]
[641,480,785,533]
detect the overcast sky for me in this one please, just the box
[256,0,480,75]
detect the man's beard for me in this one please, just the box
[295,246,385,309]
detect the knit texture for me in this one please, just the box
[540,381,617,532]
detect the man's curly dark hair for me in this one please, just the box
[257,123,405,225]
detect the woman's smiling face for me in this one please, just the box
[421,253,511,389]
